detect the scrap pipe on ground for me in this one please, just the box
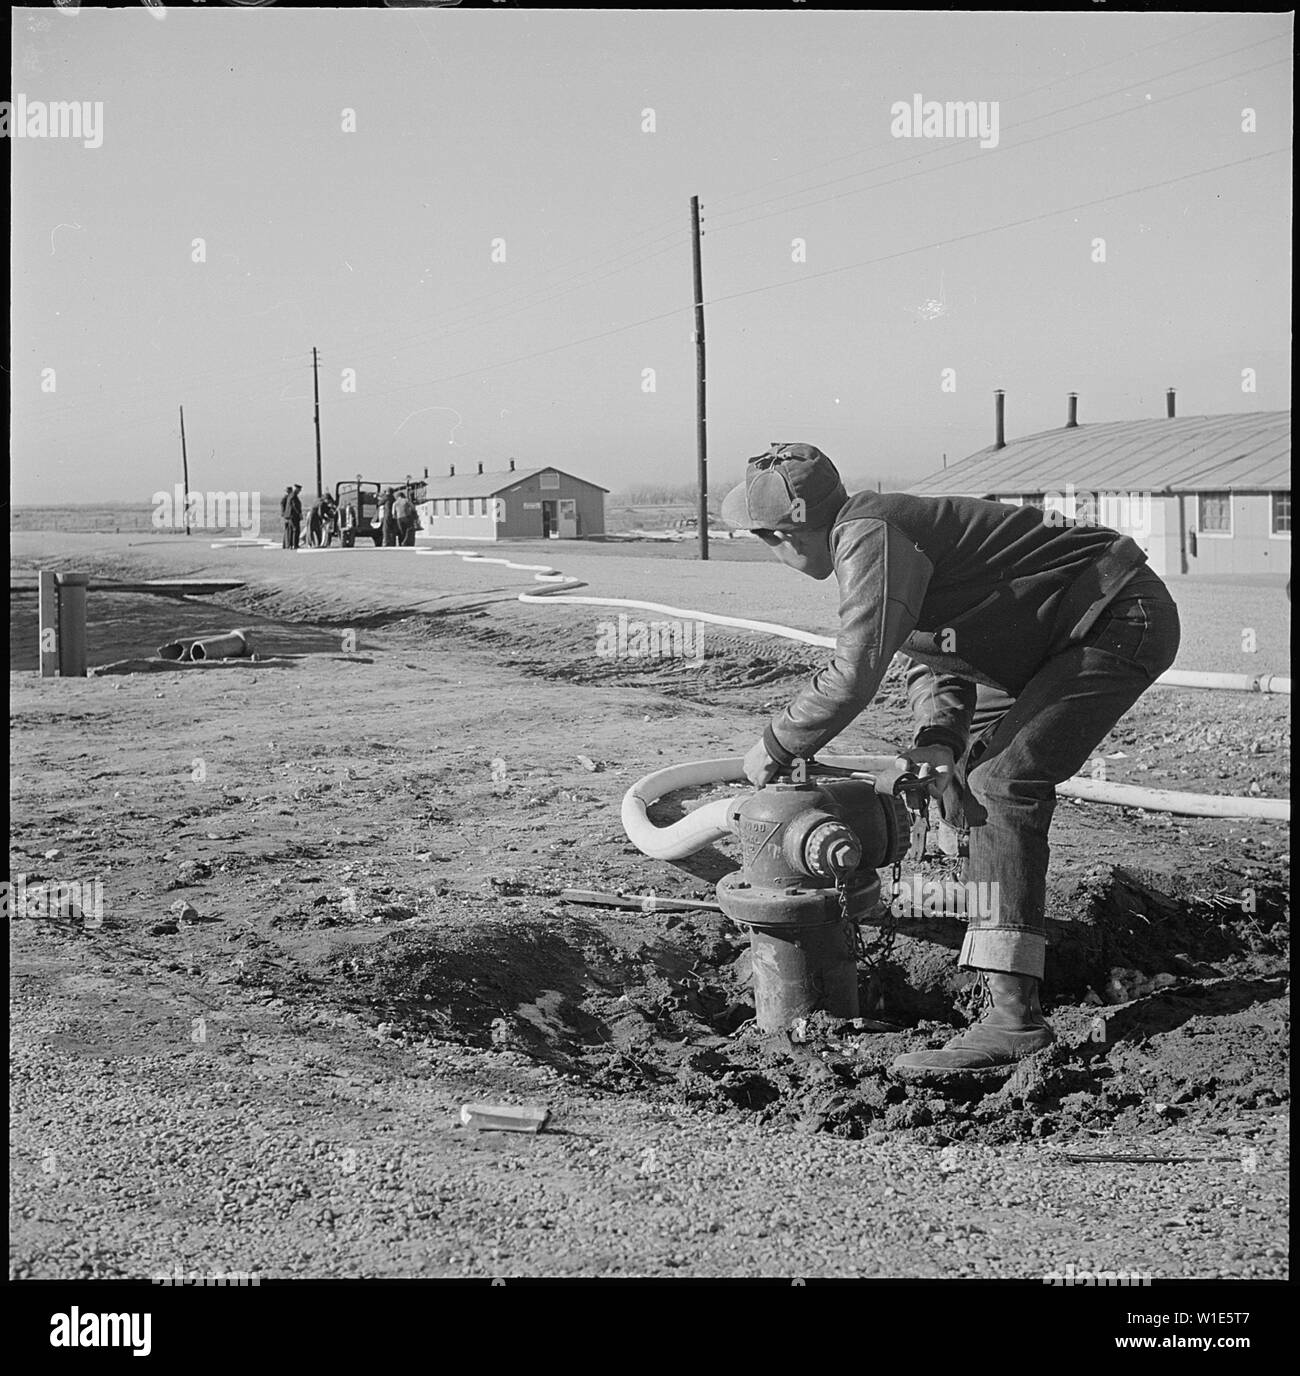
[157,629,255,663]
[190,629,254,662]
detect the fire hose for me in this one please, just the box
[416,549,1290,822]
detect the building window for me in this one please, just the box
[1271,491,1291,536]
[439,499,448,516]
[455,498,463,515]
[540,471,560,490]
[1020,493,1044,509]
[1197,492,1232,535]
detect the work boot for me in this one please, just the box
[890,972,1055,1081]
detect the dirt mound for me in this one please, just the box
[307,863,1288,1146]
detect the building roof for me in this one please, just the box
[910,411,1291,497]
[417,466,609,499]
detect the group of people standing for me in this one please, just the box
[279,484,418,548]
[376,487,419,546]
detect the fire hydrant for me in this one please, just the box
[717,777,909,1032]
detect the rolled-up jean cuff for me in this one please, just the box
[960,927,1046,980]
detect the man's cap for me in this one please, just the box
[720,443,848,531]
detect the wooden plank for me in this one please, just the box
[11,579,245,596]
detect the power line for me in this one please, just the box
[341,24,1271,368]
[335,145,1290,407]
[336,57,1289,393]
[333,233,690,371]
[330,224,688,360]
[706,146,1289,312]
[294,35,1293,381]
[28,30,1279,432]
[706,40,1290,236]
[698,15,1238,217]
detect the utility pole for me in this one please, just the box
[690,195,708,560]
[312,346,323,498]
[178,404,191,535]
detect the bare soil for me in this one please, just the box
[8,533,1289,1279]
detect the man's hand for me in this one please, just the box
[893,744,956,800]
[743,739,784,787]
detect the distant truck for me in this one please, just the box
[334,478,428,547]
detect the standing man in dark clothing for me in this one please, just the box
[378,488,397,547]
[289,485,304,549]
[280,485,296,549]
[393,489,417,546]
[722,443,1180,1080]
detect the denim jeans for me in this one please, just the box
[955,567,1182,978]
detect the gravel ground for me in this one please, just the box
[8,531,1290,1284]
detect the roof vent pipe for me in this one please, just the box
[994,389,1006,449]
[1066,392,1078,428]
[449,464,455,477]
[477,462,484,475]
[509,458,515,472]
[1167,388,1176,418]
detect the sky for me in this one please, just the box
[9,6,1293,505]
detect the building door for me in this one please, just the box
[557,498,578,538]
[541,500,556,537]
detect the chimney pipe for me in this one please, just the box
[994,390,1006,449]
[1066,392,1078,428]
[1166,388,1176,419]
[509,458,515,472]
[477,462,484,475]
[449,464,455,478]
[423,466,429,479]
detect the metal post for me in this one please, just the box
[179,405,191,535]
[690,195,709,560]
[313,346,324,497]
[38,570,59,678]
[54,572,89,677]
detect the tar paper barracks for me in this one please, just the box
[910,395,1290,578]
[417,461,608,541]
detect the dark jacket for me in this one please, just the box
[762,491,1148,766]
